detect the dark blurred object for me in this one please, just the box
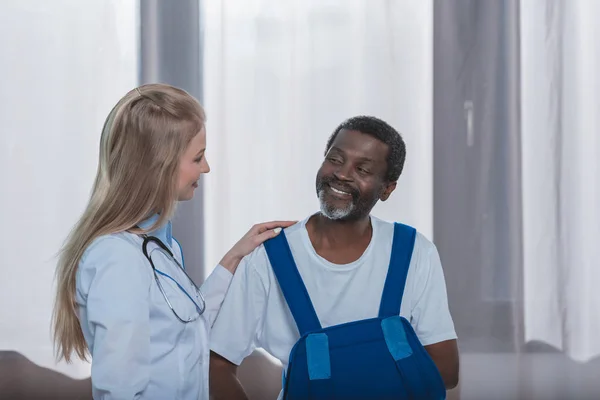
[0,350,284,400]
[0,351,91,400]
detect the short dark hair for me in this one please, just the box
[324,116,406,182]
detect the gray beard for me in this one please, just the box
[318,189,355,220]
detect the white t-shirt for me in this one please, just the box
[210,215,457,373]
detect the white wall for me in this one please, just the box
[202,0,433,275]
[0,0,139,378]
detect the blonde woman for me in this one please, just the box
[52,83,294,399]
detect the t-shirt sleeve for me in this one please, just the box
[410,241,457,346]
[209,253,267,365]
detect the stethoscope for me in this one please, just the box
[141,235,206,323]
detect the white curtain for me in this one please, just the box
[0,0,139,378]
[202,0,434,275]
[521,0,600,363]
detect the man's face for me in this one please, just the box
[316,129,396,221]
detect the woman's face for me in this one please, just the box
[177,127,210,201]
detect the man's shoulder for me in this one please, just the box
[244,218,311,272]
[241,219,303,269]
[282,218,307,237]
[370,215,437,255]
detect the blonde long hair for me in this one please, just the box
[53,83,206,362]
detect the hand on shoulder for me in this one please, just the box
[219,220,297,273]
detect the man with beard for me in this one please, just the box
[209,116,459,400]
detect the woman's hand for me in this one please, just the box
[219,220,297,273]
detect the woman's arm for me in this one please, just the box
[218,220,297,274]
[199,220,295,325]
[199,264,234,327]
[78,237,153,399]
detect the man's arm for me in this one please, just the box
[410,238,460,390]
[425,339,459,389]
[209,351,248,400]
[208,252,269,399]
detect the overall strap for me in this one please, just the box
[264,231,322,336]
[378,223,417,318]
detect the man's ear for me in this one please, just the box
[380,181,397,202]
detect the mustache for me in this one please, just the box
[317,177,359,200]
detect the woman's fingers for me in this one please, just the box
[252,227,284,246]
[252,220,297,234]
[223,222,297,271]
